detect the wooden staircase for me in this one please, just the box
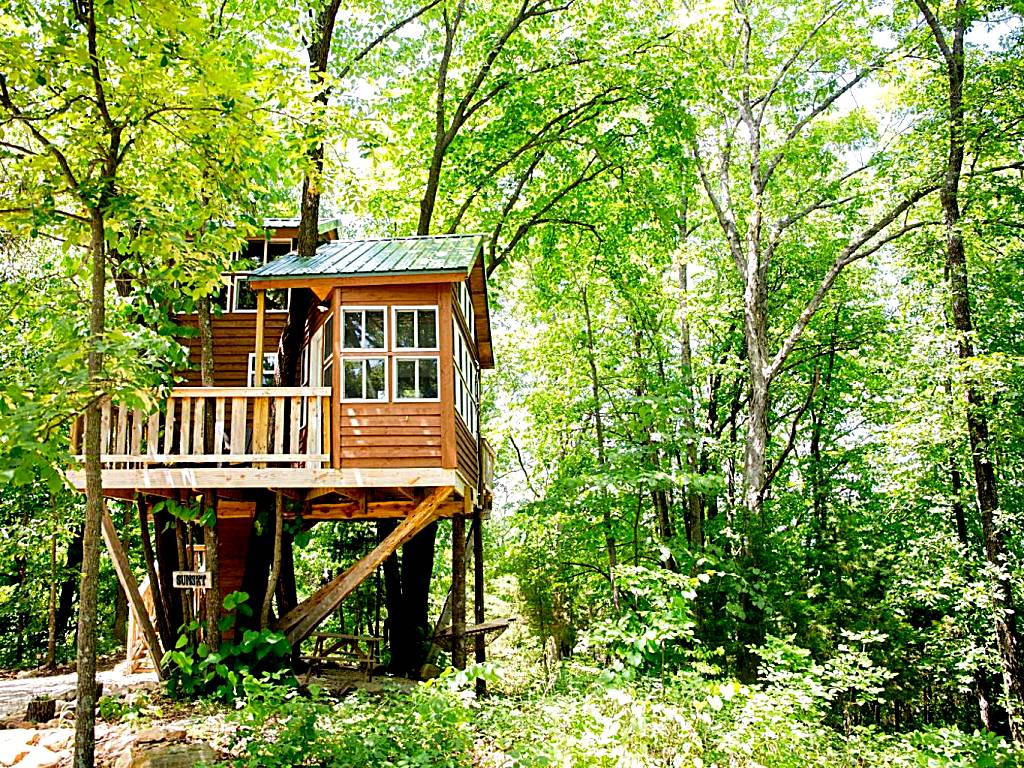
[274,486,455,646]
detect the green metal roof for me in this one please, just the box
[247,234,485,281]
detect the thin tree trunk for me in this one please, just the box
[261,492,284,629]
[914,0,1024,739]
[473,512,486,696]
[75,207,106,768]
[451,516,466,669]
[581,286,619,611]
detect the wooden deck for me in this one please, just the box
[66,386,493,505]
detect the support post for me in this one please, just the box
[254,289,266,383]
[473,509,486,695]
[101,509,164,679]
[331,287,342,469]
[452,515,466,669]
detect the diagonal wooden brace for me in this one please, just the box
[101,508,165,679]
[275,486,455,646]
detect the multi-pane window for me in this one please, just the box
[343,308,386,350]
[232,277,289,312]
[247,352,279,387]
[452,318,479,435]
[342,358,387,401]
[456,281,475,341]
[394,307,438,349]
[395,357,439,400]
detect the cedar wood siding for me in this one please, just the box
[176,312,289,386]
[332,284,445,470]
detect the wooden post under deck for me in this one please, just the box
[331,287,342,469]
[452,515,466,669]
[473,509,486,695]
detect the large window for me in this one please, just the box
[343,308,386,350]
[452,318,479,435]
[247,352,279,387]
[394,307,438,349]
[456,281,475,341]
[395,357,439,400]
[342,358,387,401]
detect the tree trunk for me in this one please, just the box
[55,524,83,643]
[451,516,466,669]
[46,526,57,671]
[261,492,285,629]
[75,208,106,768]
[473,512,486,696]
[916,0,1024,739]
[581,287,620,611]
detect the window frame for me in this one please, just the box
[393,356,441,402]
[247,352,280,387]
[339,356,389,403]
[229,273,291,314]
[392,305,440,351]
[341,305,389,351]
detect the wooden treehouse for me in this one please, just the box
[68,225,498,676]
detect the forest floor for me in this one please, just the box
[0,667,157,719]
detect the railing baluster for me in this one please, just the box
[230,397,246,455]
[147,413,159,460]
[306,394,320,469]
[163,398,175,455]
[114,404,128,457]
[130,409,143,457]
[214,398,226,456]
[274,397,285,456]
[193,399,205,455]
[100,400,111,456]
[290,396,301,456]
[180,397,192,455]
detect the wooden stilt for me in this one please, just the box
[473,509,486,695]
[276,486,455,646]
[101,509,164,679]
[452,515,466,669]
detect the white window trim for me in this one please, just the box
[229,273,291,314]
[341,306,389,351]
[339,355,389,402]
[393,356,441,402]
[247,352,279,387]
[392,305,440,351]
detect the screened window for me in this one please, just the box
[452,318,480,435]
[342,358,387,401]
[395,357,439,400]
[394,307,438,349]
[343,308,386,350]
[322,316,334,365]
[247,352,279,387]
[457,281,475,341]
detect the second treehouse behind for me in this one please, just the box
[69,229,497,677]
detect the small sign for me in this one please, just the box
[173,570,211,589]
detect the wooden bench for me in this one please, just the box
[303,632,382,681]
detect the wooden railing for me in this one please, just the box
[72,387,332,468]
[480,438,495,495]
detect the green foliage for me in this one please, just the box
[163,592,292,701]
[226,676,474,768]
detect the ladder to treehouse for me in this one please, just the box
[274,486,455,646]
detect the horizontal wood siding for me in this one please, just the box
[215,514,253,600]
[177,313,289,387]
[339,402,443,469]
[456,417,479,489]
